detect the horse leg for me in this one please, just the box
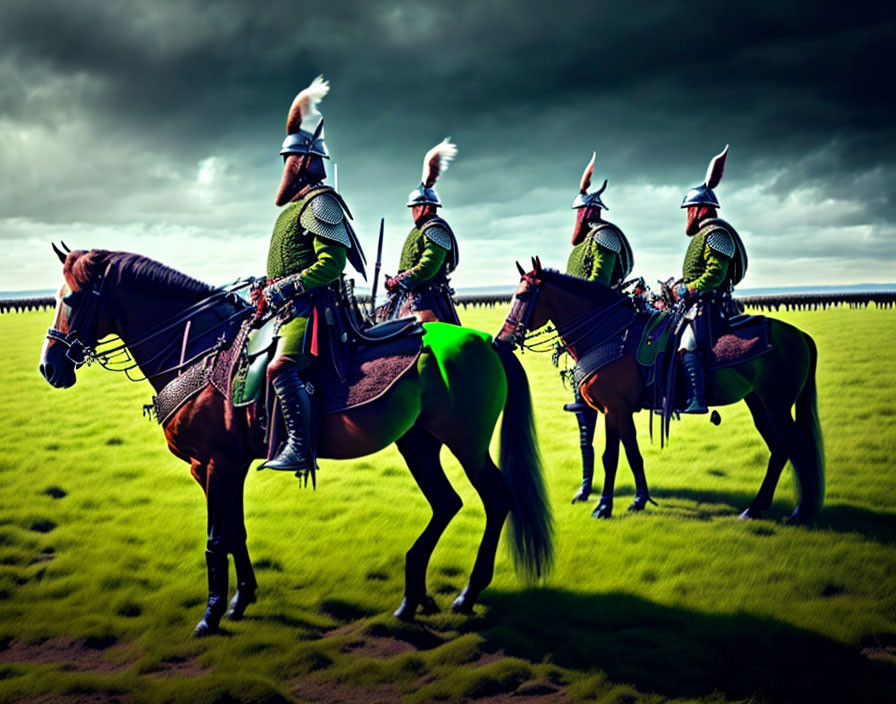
[393,426,462,621]
[569,396,598,503]
[741,393,788,520]
[227,542,257,620]
[759,400,821,524]
[593,414,619,519]
[451,454,509,615]
[194,458,246,637]
[615,413,655,512]
[226,466,257,621]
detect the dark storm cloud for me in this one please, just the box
[0,0,893,288]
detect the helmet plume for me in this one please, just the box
[422,138,457,189]
[704,144,729,189]
[286,75,330,134]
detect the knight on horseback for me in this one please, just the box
[677,145,747,413]
[565,153,635,503]
[259,76,366,473]
[383,139,461,324]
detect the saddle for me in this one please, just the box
[225,283,424,458]
[150,281,425,451]
[632,309,773,441]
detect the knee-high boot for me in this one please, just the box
[681,351,708,414]
[260,365,316,471]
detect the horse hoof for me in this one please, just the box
[628,500,645,512]
[193,619,217,638]
[420,595,440,615]
[571,489,591,504]
[450,587,476,614]
[393,597,417,622]
[739,508,760,520]
[450,597,474,614]
[592,503,612,519]
[787,507,812,526]
[226,590,256,621]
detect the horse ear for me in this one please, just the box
[516,261,526,276]
[52,243,67,264]
[61,241,71,253]
[534,256,542,272]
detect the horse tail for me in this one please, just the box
[493,341,554,580]
[795,332,825,515]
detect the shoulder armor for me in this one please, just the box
[420,217,458,271]
[591,225,622,253]
[299,192,352,249]
[422,224,452,250]
[706,229,735,258]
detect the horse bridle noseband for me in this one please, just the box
[46,264,111,367]
[500,273,542,350]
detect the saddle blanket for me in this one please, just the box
[150,323,423,427]
[707,316,772,369]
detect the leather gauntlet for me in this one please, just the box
[264,274,305,308]
[387,270,415,293]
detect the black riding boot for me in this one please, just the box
[260,366,316,472]
[681,351,708,414]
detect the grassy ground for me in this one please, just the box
[0,304,894,703]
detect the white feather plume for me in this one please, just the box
[286,75,330,134]
[421,138,458,188]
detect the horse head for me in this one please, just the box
[496,259,550,348]
[40,247,116,388]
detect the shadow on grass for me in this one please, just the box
[653,487,896,544]
[470,588,895,703]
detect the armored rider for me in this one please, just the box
[259,76,366,472]
[677,145,747,413]
[384,139,461,324]
[566,153,635,503]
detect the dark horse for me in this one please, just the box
[39,247,553,635]
[497,260,824,523]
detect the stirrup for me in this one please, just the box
[259,442,314,472]
[681,399,708,414]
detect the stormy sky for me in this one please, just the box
[1,0,893,293]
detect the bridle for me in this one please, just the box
[46,263,111,368]
[499,270,638,356]
[499,273,546,351]
[46,264,254,381]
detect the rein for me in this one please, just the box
[47,272,254,382]
[502,273,634,355]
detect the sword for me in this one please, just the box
[369,218,385,317]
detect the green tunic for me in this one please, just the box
[397,226,450,287]
[267,196,348,357]
[682,224,733,292]
[566,230,619,285]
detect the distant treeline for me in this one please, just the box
[4,291,896,316]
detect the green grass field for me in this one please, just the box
[1,305,895,703]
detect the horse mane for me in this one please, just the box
[65,250,214,299]
[539,267,622,305]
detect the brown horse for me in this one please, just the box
[497,260,824,523]
[39,247,553,636]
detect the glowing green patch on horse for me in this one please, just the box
[422,322,494,389]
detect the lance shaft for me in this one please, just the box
[369,218,385,316]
